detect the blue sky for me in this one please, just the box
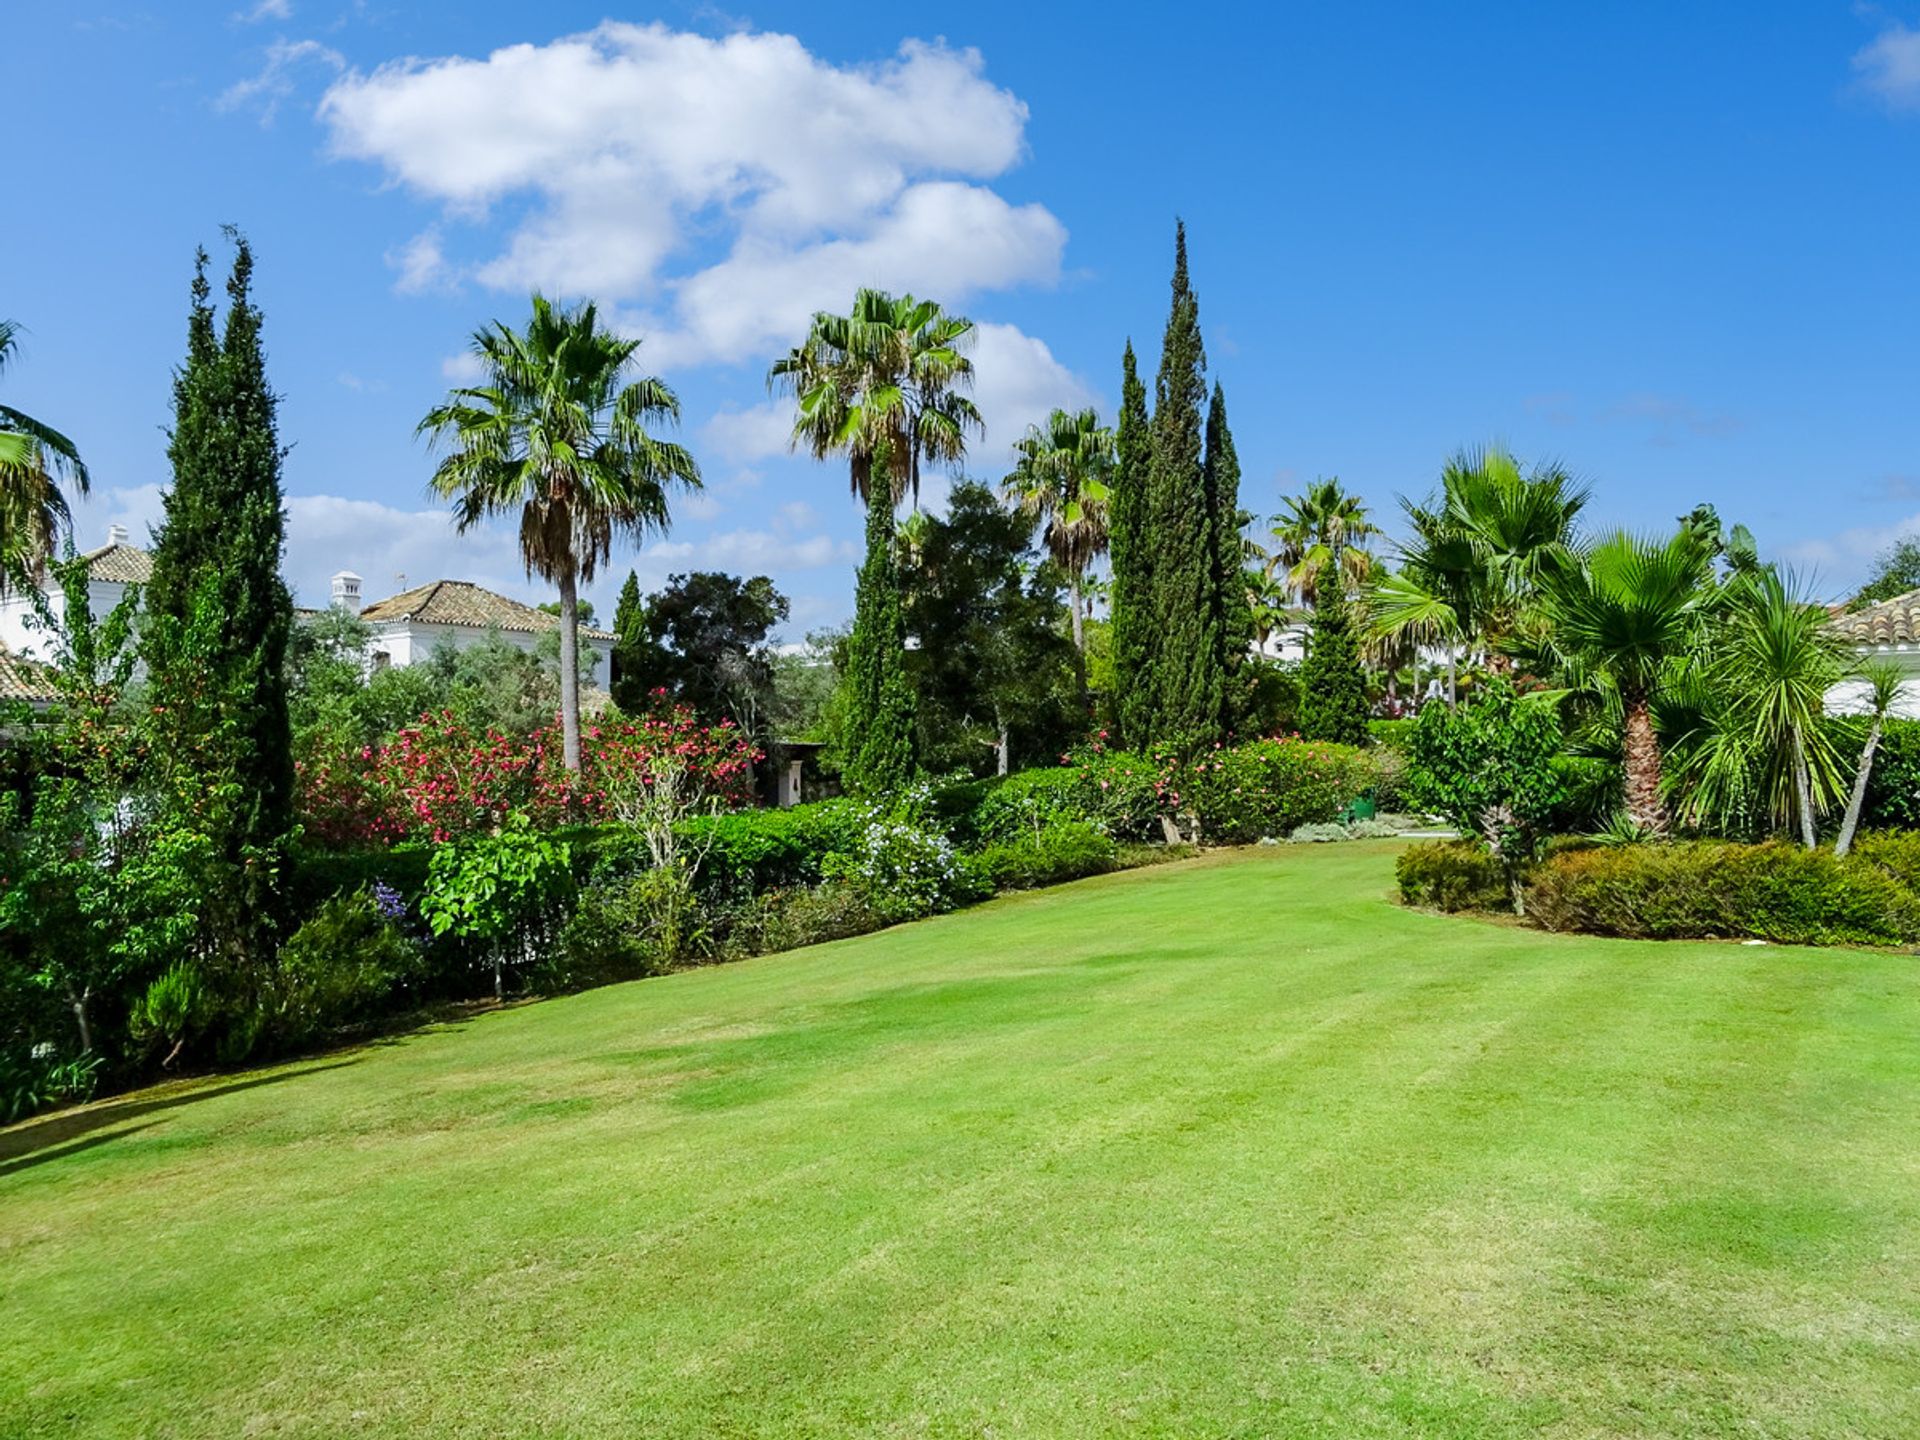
[9,2,1920,632]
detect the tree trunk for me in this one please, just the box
[69,984,92,1055]
[1446,649,1458,708]
[1792,725,1817,850]
[1069,572,1085,653]
[1835,719,1883,859]
[557,569,583,772]
[1621,692,1667,836]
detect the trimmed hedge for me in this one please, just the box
[684,800,866,892]
[973,820,1120,891]
[1527,840,1920,946]
[1396,841,1511,913]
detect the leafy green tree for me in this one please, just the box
[420,819,573,1001]
[770,289,981,796]
[1141,222,1223,751]
[1408,680,1568,913]
[1848,536,1920,610]
[633,571,790,736]
[1108,340,1153,745]
[1295,565,1371,745]
[0,319,89,584]
[1267,477,1379,606]
[899,481,1082,775]
[419,293,700,771]
[143,233,297,965]
[609,569,660,711]
[1004,407,1114,653]
[1203,383,1254,729]
[1542,528,1714,836]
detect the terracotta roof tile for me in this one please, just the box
[1832,589,1920,647]
[78,542,154,584]
[358,579,615,641]
[0,647,58,706]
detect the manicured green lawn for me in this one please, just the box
[5,843,1920,1438]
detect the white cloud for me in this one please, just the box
[439,350,485,383]
[701,401,794,465]
[1777,511,1920,593]
[1854,21,1920,111]
[236,0,293,21]
[317,23,1064,365]
[220,37,344,123]
[966,321,1100,468]
[388,229,451,295]
[646,529,855,573]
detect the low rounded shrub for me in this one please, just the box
[684,799,866,894]
[1395,840,1512,912]
[972,820,1120,891]
[970,768,1094,844]
[1527,841,1920,946]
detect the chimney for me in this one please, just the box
[106,523,129,547]
[330,570,363,614]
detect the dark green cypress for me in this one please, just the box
[842,484,916,796]
[144,232,295,964]
[1295,566,1371,746]
[1142,221,1221,752]
[609,569,650,711]
[1203,382,1253,735]
[1108,341,1153,748]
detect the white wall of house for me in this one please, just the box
[365,618,612,683]
[0,578,136,661]
[1826,648,1920,718]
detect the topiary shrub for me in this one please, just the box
[1526,841,1920,946]
[972,821,1120,891]
[683,799,866,894]
[1178,738,1377,843]
[970,768,1095,844]
[1396,840,1512,912]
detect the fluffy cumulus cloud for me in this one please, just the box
[1854,21,1920,111]
[316,23,1070,368]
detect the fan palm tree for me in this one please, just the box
[419,294,700,772]
[1834,661,1904,858]
[769,287,981,509]
[1003,407,1114,652]
[0,320,89,584]
[1542,528,1714,836]
[1367,445,1588,699]
[1266,477,1378,606]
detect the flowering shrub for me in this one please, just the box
[823,792,984,921]
[297,699,760,846]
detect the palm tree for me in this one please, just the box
[1003,407,1114,652]
[0,320,89,584]
[1266,477,1378,606]
[1834,661,1904,858]
[769,288,981,508]
[1368,445,1587,700]
[1542,529,1714,836]
[419,294,700,772]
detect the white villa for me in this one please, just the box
[1826,591,1920,717]
[0,527,615,693]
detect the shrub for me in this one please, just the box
[551,870,687,990]
[1177,738,1377,843]
[1368,717,1416,750]
[420,820,574,999]
[970,768,1094,844]
[719,882,889,960]
[240,888,425,1054]
[1847,828,1920,889]
[1863,719,1920,829]
[973,821,1120,891]
[685,799,866,894]
[1396,841,1513,913]
[1527,841,1920,946]
[822,809,985,922]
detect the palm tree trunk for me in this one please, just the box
[1069,572,1085,653]
[1834,718,1883,859]
[1792,725,1817,850]
[557,569,583,772]
[1622,691,1667,836]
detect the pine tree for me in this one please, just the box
[1296,565,1371,746]
[1108,341,1154,748]
[143,232,296,965]
[1203,382,1253,735]
[1142,221,1221,752]
[842,484,916,795]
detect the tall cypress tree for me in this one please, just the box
[1296,565,1371,746]
[1108,341,1153,747]
[1142,221,1221,752]
[842,484,916,796]
[144,231,295,964]
[1203,382,1253,735]
[609,568,652,711]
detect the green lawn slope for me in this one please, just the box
[5,843,1919,1438]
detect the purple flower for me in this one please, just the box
[371,880,408,923]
